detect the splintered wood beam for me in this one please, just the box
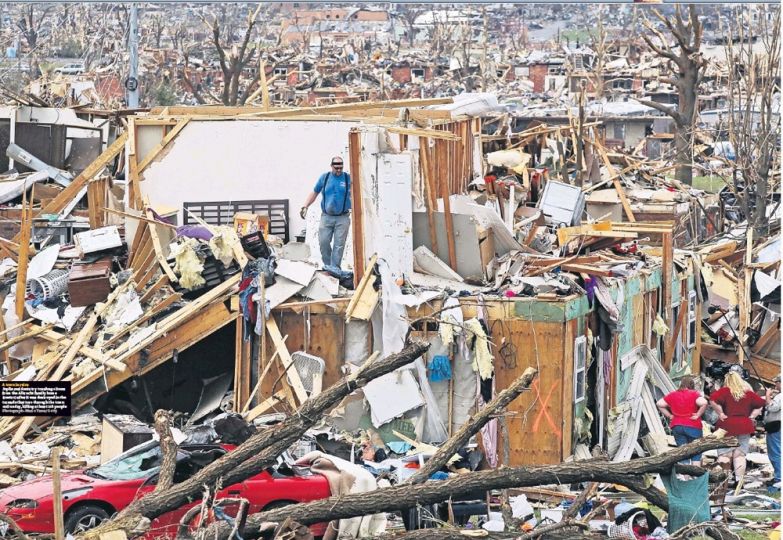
[662,231,673,328]
[14,196,30,321]
[386,126,461,141]
[265,317,308,405]
[101,292,182,350]
[561,264,614,277]
[148,98,454,118]
[245,391,287,421]
[438,139,458,271]
[137,118,191,173]
[73,299,237,409]
[419,138,439,255]
[348,129,365,286]
[14,132,128,239]
[144,207,179,283]
[663,297,688,371]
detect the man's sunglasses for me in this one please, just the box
[331,163,344,167]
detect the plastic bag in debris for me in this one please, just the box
[510,494,535,521]
[183,424,218,445]
[428,355,452,382]
[171,238,206,290]
[208,413,257,445]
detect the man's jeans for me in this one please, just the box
[318,213,350,268]
[768,430,781,484]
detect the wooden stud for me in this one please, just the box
[148,97,454,117]
[14,194,30,321]
[663,298,688,371]
[438,139,458,271]
[419,138,439,255]
[139,274,169,304]
[234,317,248,413]
[144,207,179,283]
[100,293,182,350]
[345,254,378,322]
[52,447,64,540]
[245,334,288,413]
[348,129,365,286]
[129,222,150,265]
[265,317,308,405]
[662,230,673,336]
[245,391,287,421]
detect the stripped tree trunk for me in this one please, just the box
[81,341,430,540]
[205,437,736,539]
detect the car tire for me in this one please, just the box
[64,505,110,534]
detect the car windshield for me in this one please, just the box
[88,444,163,481]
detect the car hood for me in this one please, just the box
[0,471,103,505]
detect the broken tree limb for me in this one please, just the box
[207,437,736,538]
[153,410,176,493]
[408,367,538,484]
[388,529,529,540]
[613,473,669,511]
[82,341,430,540]
[561,482,599,520]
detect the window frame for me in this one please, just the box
[573,335,587,404]
[686,290,698,350]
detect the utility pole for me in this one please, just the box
[127,3,140,108]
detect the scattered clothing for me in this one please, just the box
[662,470,710,533]
[428,355,452,382]
[465,318,493,380]
[295,451,385,539]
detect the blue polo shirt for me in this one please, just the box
[314,171,351,216]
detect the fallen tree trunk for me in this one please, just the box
[82,340,430,539]
[212,436,735,539]
[408,367,538,484]
[153,410,176,493]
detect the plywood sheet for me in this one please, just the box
[492,319,568,466]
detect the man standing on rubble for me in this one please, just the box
[300,156,351,270]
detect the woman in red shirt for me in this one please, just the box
[710,368,766,482]
[657,376,708,465]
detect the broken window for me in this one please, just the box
[574,336,587,403]
[411,68,425,79]
[274,67,288,77]
[687,290,697,349]
[613,124,626,140]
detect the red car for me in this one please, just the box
[0,441,331,538]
